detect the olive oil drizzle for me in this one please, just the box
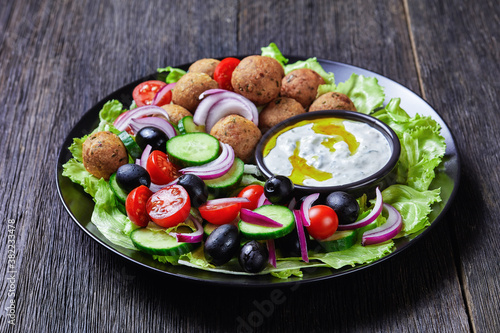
[263,117,361,185]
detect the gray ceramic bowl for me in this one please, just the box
[255,110,401,199]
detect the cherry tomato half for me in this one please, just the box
[132,80,166,107]
[305,205,339,240]
[146,150,179,185]
[213,57,240,91]
[237,184,265,210]
[198,200,241,225]
[146,185,191,228]
[126,185,154,227]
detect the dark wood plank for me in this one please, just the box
[1,0,496,332]
[406,0,500,331]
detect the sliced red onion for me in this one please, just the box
[152,83,176,106]
[128,116,177,138]
[137,144,152,169]
[204,197,250,207]
[256,193,271,208]
[293,210,309,262]
[337,187,383,231]
[149,178,179,193]
[300,193,319,227]
[240,208,283,228]
[179,143,235,179]
[362,203,403,246]
[267,239,277,268]
[193,89,258,132]
[114,105,170,131]
[169,214,203,243]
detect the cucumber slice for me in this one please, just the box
[115,197,127,215]
[130,228,197,256]
[109,172,128,204]
[178,116,206,134]
[203,222,219,237]
[166,133,219,167]
[118,131,142,160]
[318,230,357,252]
[239,205,295,240]
[205,158,244,195]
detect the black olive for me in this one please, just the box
[135,126,168,153]
[238,240,269,273]
[264,175,294,205]
[275,231,301,257]
[325,191,360,225]
[177,174,208,208]
[204,224,240,266]
[116,164,151,193]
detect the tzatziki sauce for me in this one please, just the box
[262,117,392,186]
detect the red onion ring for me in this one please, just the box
[267,239,277,268]
[169,214,203,243]
[300,193,319,227]
[152,83,176,106]
[337,187,383,230]
[361,203,403,246]
[293,210,309,262]
[128,116,177,138]
[114,105,170,131]
[240,208,283,228]
[179,143,235,179]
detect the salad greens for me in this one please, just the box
[62,43,447,279]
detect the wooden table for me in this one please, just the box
[1,0,499,332]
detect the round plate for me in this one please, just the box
[55,57,460,287]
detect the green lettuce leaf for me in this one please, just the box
[91,179,138,250]
[62,159,100,197]
[334,74,385,114]
[312,242,394,268]
[157,66,187,83]
[373,98,446,190]
[284,57,335,85]
[382,184,441,236]
[261,42,289,67]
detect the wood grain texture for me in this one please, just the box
[0,0,498,332]
[406,0,500,332]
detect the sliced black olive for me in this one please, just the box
[204,224,240,266]
[238,240,269,273]
[325,191,360,225]
[264,175,294,205]
[135,126,168,153]
[116,164,151,193]
[177,174,208,208]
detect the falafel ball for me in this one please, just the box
[172,72,219,112]
[231,55,284,105]
[280,68,325,108]
[209,115,262,162]
[309,92,357,112]
[160,104,192,125]
[82,131,128,180]
[188,58,221,78]
[259,97,305,133]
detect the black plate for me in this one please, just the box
[56,57,460,287]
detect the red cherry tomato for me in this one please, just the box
[153,88,173,107]
[146,185,191,228]
[213,57,240,91]
[305,205,339,240]
[132,80,166,107]
[125,185,154,227]
[146,150,180,185]
[198,200,241,225]
[237,185,265,210]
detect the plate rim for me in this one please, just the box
[55,56,461,287]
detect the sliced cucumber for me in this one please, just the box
[109,172,128,204]
[118,131,142,160]
[205,158,244,195]
[239,205,295,240]
[166,133,219,167]
[130,228,197,256]
[178,116,206,134]
[318,230,357,252]
[115,197,127,215]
